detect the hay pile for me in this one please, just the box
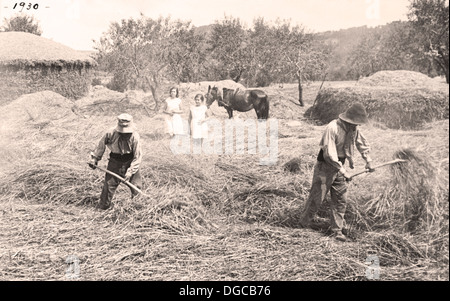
[357,70,444,89]
[307,71,449,129]
[4,161,100,206]
[74,86,155,118]
[0,90,76,129]
[364,148,447,234]
[0,158,218,235]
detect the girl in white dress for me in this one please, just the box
[163,87,184,137]
[189,94,211,153]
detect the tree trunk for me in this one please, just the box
[442,59,449,84]
[434,56,449,84]
[297,75,304,106]
[233,68,243,83]
[145,75,161,112]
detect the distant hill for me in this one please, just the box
[316,25,379,80]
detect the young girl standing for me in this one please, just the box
[188,94,211,153]
[163,87,184,137]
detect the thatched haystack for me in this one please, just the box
[306,71,449,129]
[0,32,97,105]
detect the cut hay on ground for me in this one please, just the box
[0,78,447,280]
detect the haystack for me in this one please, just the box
[357,70,445,90]
[306,71,449,129]
[1,90,75,127]
[0,32,97,105]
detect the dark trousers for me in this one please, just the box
[300,161,348,233]
[99,157,142,209]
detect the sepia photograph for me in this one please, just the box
[0,0,448,288]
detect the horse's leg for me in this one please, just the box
[255,107,262,119]
[262,98,269,119]
[227,107,233,119]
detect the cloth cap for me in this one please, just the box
[116,113,134,133]
[339,103,368,125]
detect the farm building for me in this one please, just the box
[0,31,96,105]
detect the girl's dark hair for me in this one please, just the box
[169,87,179,97]
[194,94,204,101]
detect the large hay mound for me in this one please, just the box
[0,90,76,129]
[357,70,444,89]
[306,71,449,129]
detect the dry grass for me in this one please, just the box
[0,81,448,281]
[307,70,449,129]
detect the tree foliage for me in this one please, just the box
[346,0,449,82]
[208,16,251,83]
[207,17,329,104]
[1,14,42,35]
[408,0,449,83]
[94,14,206,109]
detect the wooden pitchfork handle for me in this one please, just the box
[348,159,408,180]
[88,162,144,195]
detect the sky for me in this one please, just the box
[0,0,412,51]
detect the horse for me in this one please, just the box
[205,85,269,119]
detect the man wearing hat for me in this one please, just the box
[299,103,375,241]
[89,113,143,209]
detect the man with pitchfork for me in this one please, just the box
[300,103,375,241]
[89,113,143,210]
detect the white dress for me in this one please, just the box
[190,105,208,139]
[165,97,184,135]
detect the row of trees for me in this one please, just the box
[94,14,330,107]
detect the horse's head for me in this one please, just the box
[205,85,222,108]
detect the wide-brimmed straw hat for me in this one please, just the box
[116,113,135,133]
[339,103,368,125]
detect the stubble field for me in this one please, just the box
[0,80,448,281]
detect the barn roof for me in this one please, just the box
[0,32,97,67]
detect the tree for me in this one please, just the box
[246,17,284,87]
[275,21,329,106]
[408,0,449,83]
[208,16,251,83]
[348,29,384,78]
[94,14,203,110]
[1,14,42,35]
